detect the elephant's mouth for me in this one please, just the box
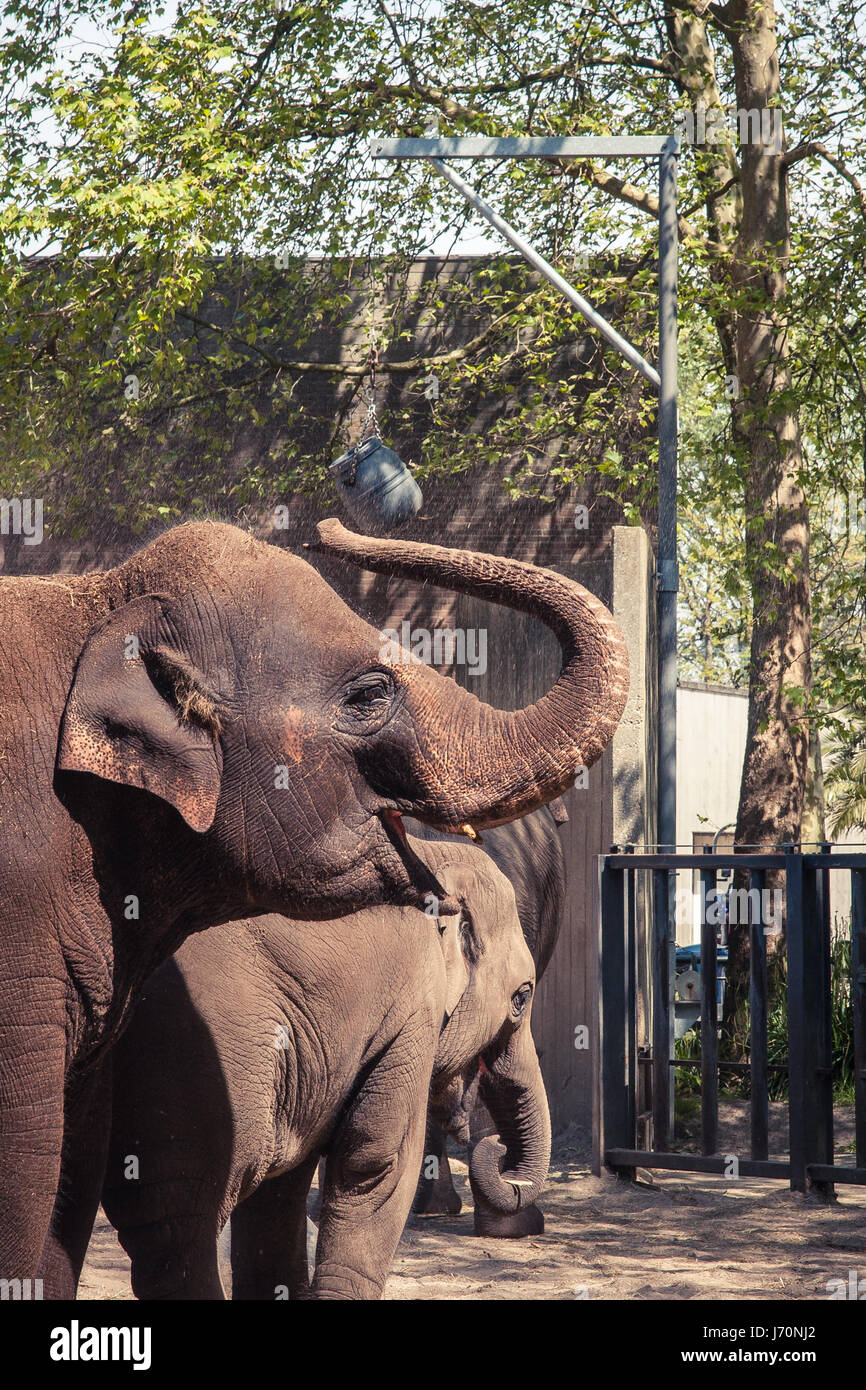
[380,809,461,916]
[431,1065,482,1143]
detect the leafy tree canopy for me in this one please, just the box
[2,0,866,772]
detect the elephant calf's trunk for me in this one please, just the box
[468,1033,551,1218]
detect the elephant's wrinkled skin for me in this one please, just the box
[408,803,566,1231]
[102,839,549,1300]
[0,516,627,1294]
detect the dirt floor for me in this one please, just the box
[79,1102,866,1301]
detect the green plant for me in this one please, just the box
[674,933,856,1105]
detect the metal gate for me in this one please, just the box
[595,847,866,1192]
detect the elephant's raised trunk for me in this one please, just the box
[314,519,629,829]
[469,1028,551,1220]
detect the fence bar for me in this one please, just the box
[807,1164,866,1185]
[652,869,673,1150]
[606,1149,790,1180]
[599,855,633,1177]
[607,853,790,871]
[700,859,718,1155]
[672,1058,787,1073]
[606,852,866,871]
[813,851,835,1195]
[853,868,866,1170]
[788,854,834,1196]
[749,869,769,1160]
[625,848,638,1150]
[786,851,807,1191]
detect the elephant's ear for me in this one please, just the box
[438,907,472,1018]
[57,594,223,833]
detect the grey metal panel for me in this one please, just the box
[370,136,679,160]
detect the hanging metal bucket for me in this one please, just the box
[329,436,423,533]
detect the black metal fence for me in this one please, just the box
[595,848,866,1192]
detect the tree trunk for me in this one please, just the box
[666,1,811,1044]
[727,0,811,1038]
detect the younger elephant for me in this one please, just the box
[409,803,566,1233]
[102,839,549,1300]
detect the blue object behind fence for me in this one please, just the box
[329,436,423,532]
[676,943,728,1010]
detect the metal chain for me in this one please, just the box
[344,345,380,486]
[360,344,380,442]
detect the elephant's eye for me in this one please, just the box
[338,670,395,729]
[458,906,481,965]
[511,983,532,1019]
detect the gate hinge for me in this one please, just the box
[656,560,679,592]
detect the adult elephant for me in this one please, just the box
[408,803,566,1233]
[0,517,628,1295]
[102,839,548,1300]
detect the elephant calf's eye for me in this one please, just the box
[511,984,532,1020]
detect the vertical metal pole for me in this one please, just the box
[700,856,719,1155]
[657,142,679,854]
[598,851,633,1178]
[655,146,679,1148]
[652,867,672,1150]
[749,868,769,1161]
[814,845,835,1191]
[625,846,637,1151]
[851,868,866,1170]
[803,854,834,1196]
[786,848,807,1191]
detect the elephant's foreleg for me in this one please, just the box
[412,1115,461,1216]
[0,1002,66,1288]
[37,1056,112,1298]
[230,1155,319,1301]
[119,1214,225,1300]
[104,1172,225,1300]
[312,1029,436,1300]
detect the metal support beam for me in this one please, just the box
[425,158,659,385]
[371,135,678,160]
[370,133,679,858]
[656,145,679,853]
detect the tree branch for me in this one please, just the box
[447,51,673,96]
[782,140,866,218]
[175,301,530,376]
[680,171,741,222]
[349,79,482,126]
[561,160,704,243]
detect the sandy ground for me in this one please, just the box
[78,1103,866,1301]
